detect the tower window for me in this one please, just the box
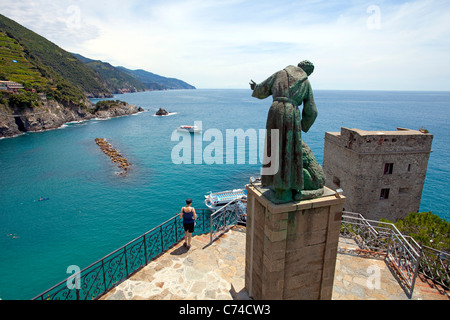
[384,163,394,175]
[380,188,390,200]
[408,164,411,172]
[333,176,341,187]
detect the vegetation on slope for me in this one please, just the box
[84,60,148,93]
[382,212,450,252]
[117,66,196,90]
[0,32,48,88]
[0,13,111,99]
[72,53,196,92]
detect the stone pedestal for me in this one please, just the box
[245,184,345,300]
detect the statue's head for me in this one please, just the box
[298,60,314,76]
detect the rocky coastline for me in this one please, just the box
[95,138,131,176]
[0,100,141,139]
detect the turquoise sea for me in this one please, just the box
[0,89,449,299]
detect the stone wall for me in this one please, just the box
[245,185,345,300]
[323,127,433,221]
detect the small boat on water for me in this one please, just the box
[205,188,247,209]
[177,125,202,133]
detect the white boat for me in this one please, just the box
[205,188,247,209]
[177,125,202,133]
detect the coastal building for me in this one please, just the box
[323,127,433,221]
[0,80,24,93]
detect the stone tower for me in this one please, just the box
[323,127,433,221]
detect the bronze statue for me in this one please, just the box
[250,60,325,203]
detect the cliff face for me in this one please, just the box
[0,13,191,139]
[0,100,139,138]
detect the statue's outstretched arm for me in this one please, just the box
[301,84,318,133]
[250,73,276,100]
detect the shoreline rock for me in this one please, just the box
[95,138,131,176]
[155,108,169,116]
[0,101,141,139]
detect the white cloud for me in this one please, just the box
[1,0,449,90]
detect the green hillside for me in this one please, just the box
[71,53,147,93]
[72,53,196,91]
[0,30,88,108]
[88,60,147,93]
[117,66,196,90]
[0,13,111,99]
[0,32,48,87]
[0,12,195,112]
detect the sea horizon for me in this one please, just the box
[3,88,449,141]
[193,88,450,92]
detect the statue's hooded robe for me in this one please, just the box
[252,65,318,193]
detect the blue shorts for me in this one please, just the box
[183,223,194,233]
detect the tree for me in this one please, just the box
[8,91,38,110]
[382,212,450,252]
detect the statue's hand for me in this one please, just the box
[249,80,256,90]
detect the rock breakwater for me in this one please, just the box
[95,138,131,176]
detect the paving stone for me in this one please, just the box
[99,228,448,301]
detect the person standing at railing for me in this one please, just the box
[179,198,197,249]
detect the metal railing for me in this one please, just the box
[340,212,421,297]
[32,206,448,300]
[340,211,450,297]
[32,208,213,300]
[418,245,450,290]
[209,199,246,244]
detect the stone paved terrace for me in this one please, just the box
[100,226,449,301]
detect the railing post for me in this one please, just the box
[101,260,107,292]
[222,210,225,231]
[143,234,148,265]
[433,251,440,278]
[173,217,176,240]
[410,246,422,298]
[386,228,393,259]
[160,225,164,251]
[124,247,129,277]
[210,213,213,243]
[210,208,216,243]
[202,209,206,233]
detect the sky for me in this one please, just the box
[1,0,450,90]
